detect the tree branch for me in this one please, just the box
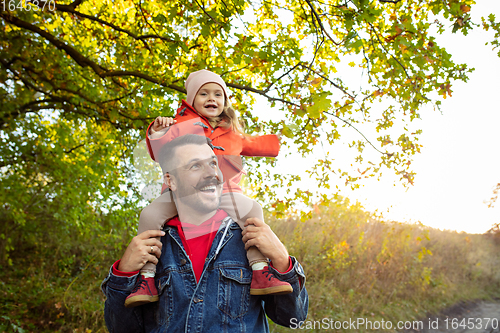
[368,22,410,80]
[298,63,355,99]
[136,34,178,43]
[1,13,304,110]
[53,0,83,11]
[0,13,183,91]
[136,0,172,49]
[19,98,55,112]
[303,1,324,79]
[54,6,153,51]
[226,82,300,108]
[1,12,106,75]
[324,111,392,156]
[193,0,223,26]
[264,62,301,93]
[304,0,342,46]
[101,71,185,93]
[63,144,85,154]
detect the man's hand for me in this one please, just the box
[151,116,176,133]
[118,230,165,272]
[241,218,290,272]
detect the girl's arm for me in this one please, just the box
[149,117,177,139]
[146,117,206,162]
[240,134,280,157]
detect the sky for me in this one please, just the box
[344,0,500,234]
[253,0,500,234]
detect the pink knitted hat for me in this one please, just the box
[185,69,229,107]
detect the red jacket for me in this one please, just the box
[146,100,280,193]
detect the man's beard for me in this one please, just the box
[174,177,223,214]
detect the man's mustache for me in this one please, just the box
[194,177,223,191]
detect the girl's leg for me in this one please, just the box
[219,192,267,265]
[219,192,293,295]
[125,191,177,308]
[138,191,178,273]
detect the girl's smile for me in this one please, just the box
[193,83,225,119]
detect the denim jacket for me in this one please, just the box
[101,218,308,332]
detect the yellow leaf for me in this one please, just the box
[310,77,322,87]
[348,61,356,67]
[251,57,261,66]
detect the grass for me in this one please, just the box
[2,195,499,332]
[268,196,500,332]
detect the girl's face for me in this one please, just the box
[193,83,225,118]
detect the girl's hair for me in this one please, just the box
[207,99,245,135]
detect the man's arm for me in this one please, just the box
[101,230,164,332]
[102,266,148,333]
[241,218,309,326]
[263,256,308,327]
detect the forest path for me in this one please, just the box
[402,300,500,333]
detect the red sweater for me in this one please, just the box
[164,210,227,281]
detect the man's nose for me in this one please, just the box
[203,163,219,179]
[209,166,223,183]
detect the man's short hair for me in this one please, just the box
[157,134,213,175]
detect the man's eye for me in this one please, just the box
[190,163,201,170]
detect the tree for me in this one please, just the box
[482,13,500,57]
[485,182,500,239]
[0,0,487,261]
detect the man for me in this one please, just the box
[101,134,308,332]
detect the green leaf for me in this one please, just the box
[307,92,332,119]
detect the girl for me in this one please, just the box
[125,69,292,308]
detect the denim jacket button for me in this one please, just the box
[180,259,187,265]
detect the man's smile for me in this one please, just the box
[199,185,216,192]
[192,178,222,197]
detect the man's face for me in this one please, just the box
[168,143,223,214]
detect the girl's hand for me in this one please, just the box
[151,117,176,133]
[276,128,284,141]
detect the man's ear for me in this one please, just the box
[164,172,176,191]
